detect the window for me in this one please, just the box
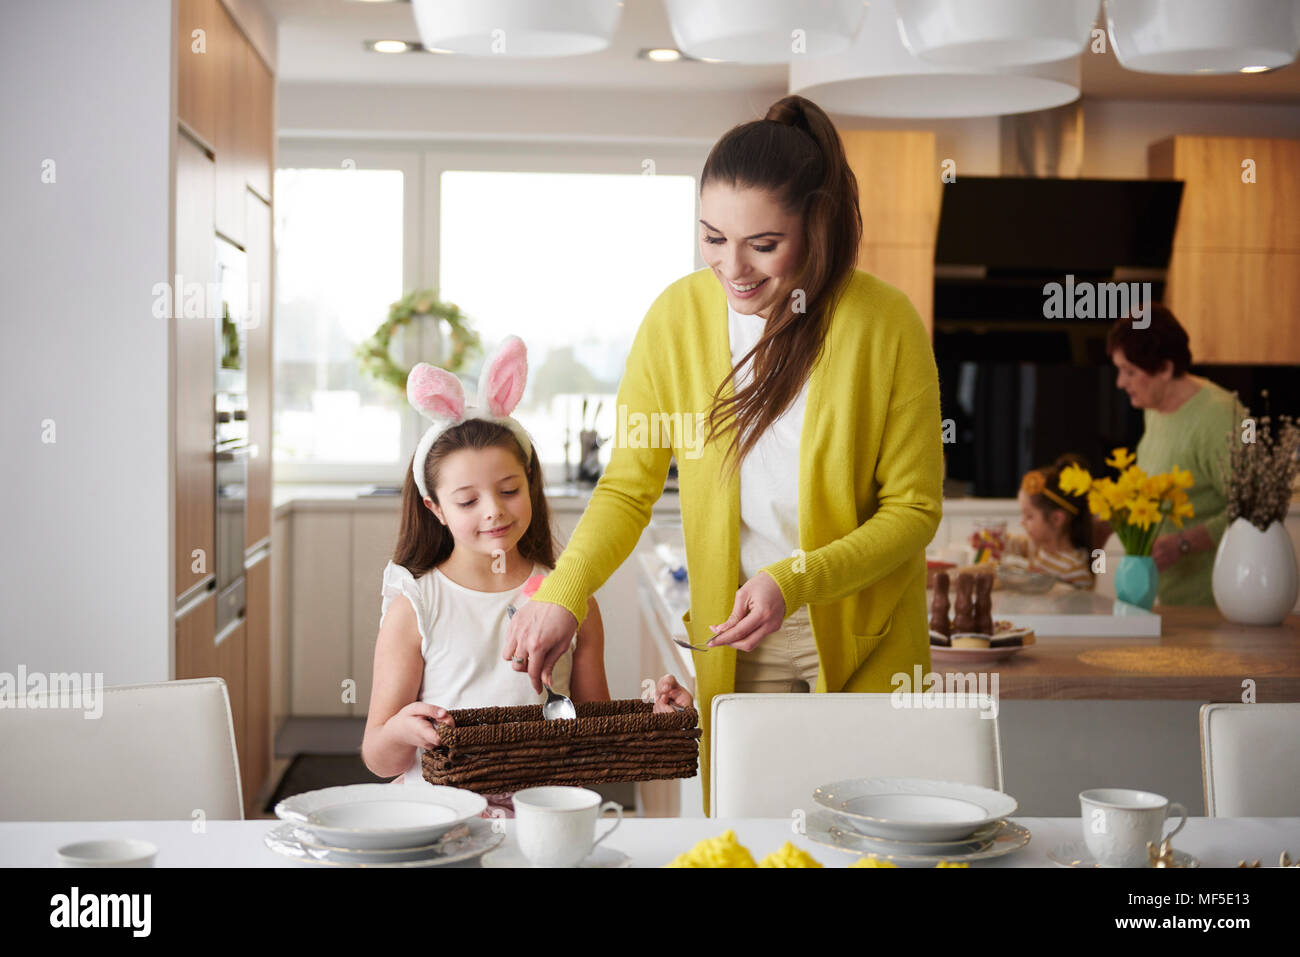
[272,143,702,483]
[438,170,697,473]
[273,166,407,469]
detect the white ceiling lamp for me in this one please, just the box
[1105,0,1300,74]
[896,0,1100,67]
[665,0,868,64]
[409,0,624,57]
[790,0,1081,118]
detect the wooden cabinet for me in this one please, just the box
[177,0,219,146]
[175,133,216,600]
[245,554,271,814]
[1149,135,1300,364]
[213,618,248,807]
[840,130,940,334]
[245,193,273,552]
[176,591,217,683]
[240,41,274,203]
[176,0,276,812]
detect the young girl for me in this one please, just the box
[1009,454,1095,589]
[361,336,691,816]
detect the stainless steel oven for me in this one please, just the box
[214,237,254,634]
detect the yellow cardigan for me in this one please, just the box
[532,266,943,813]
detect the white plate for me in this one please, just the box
[274,783,487,849]
[1048,841,1199,869]
[805,809,1031,865]
[264,821,503,867]
[929,644,1030,665]
[288,825,474,864]
[480,838,631,869]
[812,777,1018,842]
[825,819,1007,854]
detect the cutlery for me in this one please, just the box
[672,636,713,652]
[507,604,577,720]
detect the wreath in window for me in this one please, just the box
[355,290,481,394]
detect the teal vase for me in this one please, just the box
[1115,555,1158,609]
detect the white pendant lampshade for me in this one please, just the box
[896,0,1100,67]
[665,0,868,64]
[1105,0,1300,74]
[790,0,1082,118]
[410,0,624,57]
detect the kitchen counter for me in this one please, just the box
[272,482,683,519]
[636,550,1300,701]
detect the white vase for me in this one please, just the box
[1212,518,1299,625]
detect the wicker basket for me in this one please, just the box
[421,698,701,794]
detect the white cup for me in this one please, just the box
[1080,788,1187,868]
[512,787,622,868]
[57,839,158,868]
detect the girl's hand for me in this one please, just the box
[504,599,580,693]
[706,571,787,652]
[652,674,692,713]
[385,702,454,750]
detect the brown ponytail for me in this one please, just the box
[393,419,556,577]
[702,94,862,471]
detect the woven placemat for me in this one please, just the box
[1077,646,1286,676]
[421,698,701,794]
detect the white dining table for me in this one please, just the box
[2,817,1297,867]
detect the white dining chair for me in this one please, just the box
[710,692,1005,817]
[1200,702,1300,817]
[0,677,244,821]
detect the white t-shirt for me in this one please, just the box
[728,302,807,581]
[378,560,576,787]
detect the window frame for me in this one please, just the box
[274,137,706,486]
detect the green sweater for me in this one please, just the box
[1135,375,1246,605]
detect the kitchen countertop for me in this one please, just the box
[636,550,1300,701]
[272,482,683,518]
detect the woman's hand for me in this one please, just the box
[385,702,453,750]
[1151,533,1184,572]
[504,600,580,693]
[706,571,787,652]
[651,674,693,713]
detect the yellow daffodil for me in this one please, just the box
[1088,488,1112,521]
[936,861,970,868]
[849,855,898,868]
[1059,464,1093,496]
[1127,497,1161,530]
[1168,465,1194,490]
[1140,474,1170,500]
[1170,497,1195,528]
[1106,448,1136,471]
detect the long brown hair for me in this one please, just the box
[394,419,556,577]
[702,94,862,471]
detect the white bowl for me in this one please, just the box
[813,777,1018,842]
[57,839,157,867]
[275,784,486,850]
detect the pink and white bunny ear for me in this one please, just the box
[477,336,528,418]
[406,362,466,422]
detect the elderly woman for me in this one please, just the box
[504,95,943,813]
[1104,304,1246,604]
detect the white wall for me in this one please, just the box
[0,0,174,683]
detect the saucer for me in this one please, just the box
[1048,841,1200,868]
[804,809,1030,864]
[265,819,502,867]
[480,838,631,868]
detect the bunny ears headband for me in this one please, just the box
[407,335,533,502]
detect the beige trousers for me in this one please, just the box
[732,606,820,693]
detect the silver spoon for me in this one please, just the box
[672,637,713,652]
[507,605,577,720]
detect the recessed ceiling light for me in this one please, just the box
[366,39,417,53]
[643,47,684,62]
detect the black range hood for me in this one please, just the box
[934,176,1184,324]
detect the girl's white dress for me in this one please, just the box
[378,560,576,789]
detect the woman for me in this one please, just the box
[505,95,944,813]
[1105,304,1245,604]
